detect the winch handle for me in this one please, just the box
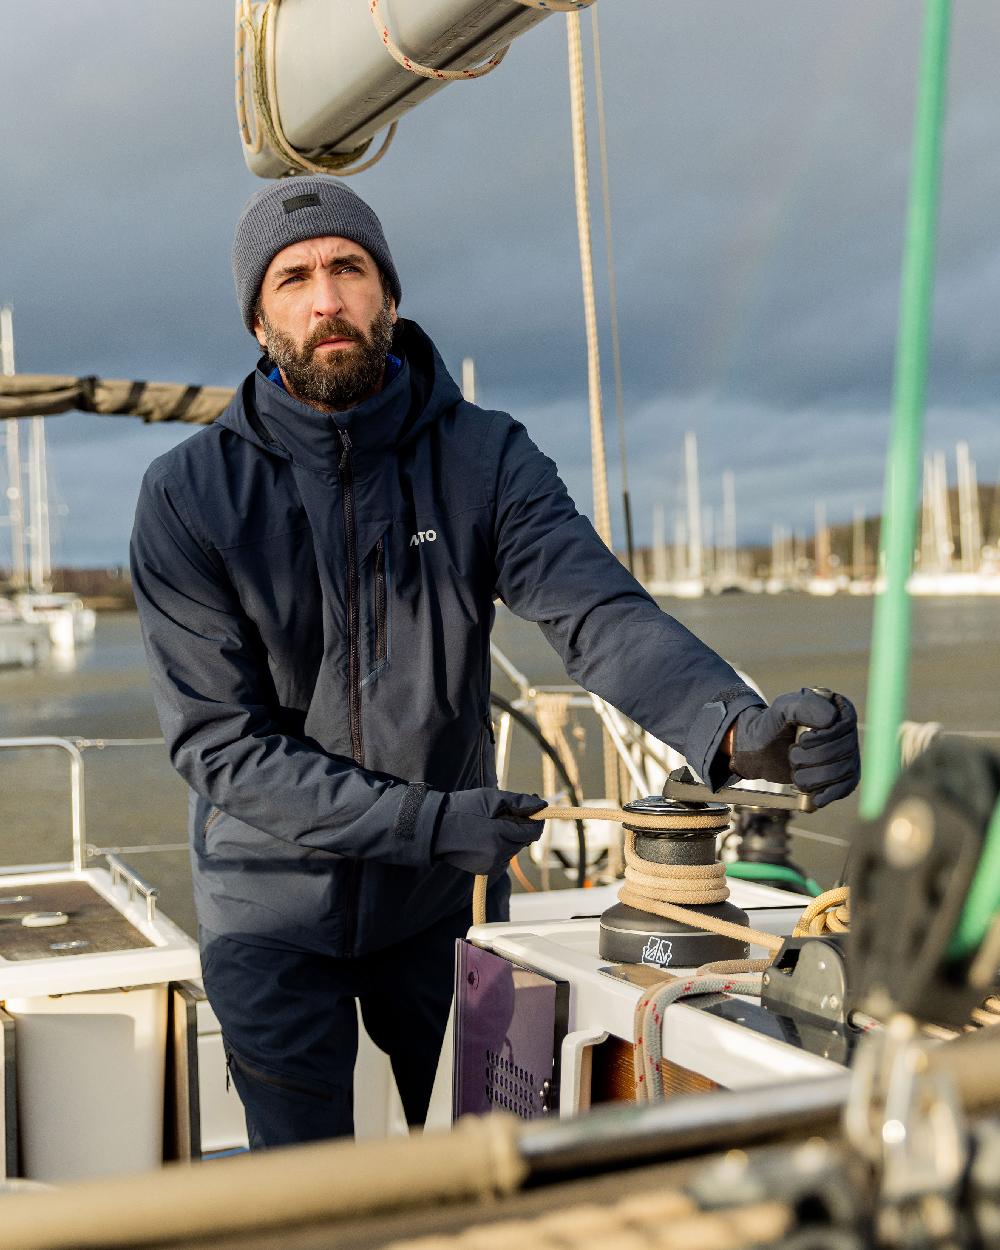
[796,687,835,744]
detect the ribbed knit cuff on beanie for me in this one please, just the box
[232,176,401,333]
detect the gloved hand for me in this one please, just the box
[433,787,547,875]
[730,689,860,808]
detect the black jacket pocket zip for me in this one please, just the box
[226,1048,335,1101]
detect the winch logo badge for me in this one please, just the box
[641,936,674,967]
[410,530,437,547]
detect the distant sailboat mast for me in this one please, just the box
[814,501,831,579]
[461,356,476,405]
[932,449,952,571]
[956,439,982,572]
[684,431,702,582]
[651,502,668,586]
[852,506,867,581]
[0,306,27,589]
[721,469,737,581]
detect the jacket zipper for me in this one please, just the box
[338,430,364,954]
[373,537,387,666]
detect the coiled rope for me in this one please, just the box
[382,1192,792,1250]
[237,0,595,176]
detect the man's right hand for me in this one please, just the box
[433,787,547,875]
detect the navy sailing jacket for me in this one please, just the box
[130,320,764,956]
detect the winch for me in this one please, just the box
[598,796,749,968]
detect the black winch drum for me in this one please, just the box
[599,796,750,968]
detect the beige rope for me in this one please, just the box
[470,810,845,963]
[235,0,262,154]
[382,1196,792,1250]
[622,829,729,905]
[535,805,730,831]
[534,693,581,795]
[600,724,625,880]
[566,11,612,548]
[615,889,784,957]
[535,693,580,891]
[792,887,850,937]
[470,805,730,929]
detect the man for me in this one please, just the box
[131,177,860,1149]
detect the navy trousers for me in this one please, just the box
[199,880,508,1149]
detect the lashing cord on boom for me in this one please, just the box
[236,0,596,177]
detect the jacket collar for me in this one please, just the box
[216,319,459,475]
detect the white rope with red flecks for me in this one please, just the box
[369,0,595,84]
[633,974,765,1103]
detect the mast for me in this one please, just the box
[702,508,715,578]
[814,501,831,579]
[651,502,668,586]
[673,512,687,583]
[27,413,51,591]
[932,449,951,570]
[461,356,477,405]
[683,431,702,582]
[919,454,935,568]
[722,470,737,580]
[852,506,867,580]
[956,439,980,572]
[0,306,26,589]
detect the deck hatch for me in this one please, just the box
[0,881,152,960]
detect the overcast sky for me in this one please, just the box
[2,1,1000,566]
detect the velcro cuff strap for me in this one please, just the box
[393,782,428,843]
[686,689,766,787]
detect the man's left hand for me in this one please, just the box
[729,689,861,808]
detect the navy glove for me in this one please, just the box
[433,787,547,875]
[730,689,860,808]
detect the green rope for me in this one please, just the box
[727,861,822,898]
[859,0,952,822]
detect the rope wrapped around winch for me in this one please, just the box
[471,804,789,954]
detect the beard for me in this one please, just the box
[261,298,395,410]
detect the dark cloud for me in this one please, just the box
[2,0,1000,564]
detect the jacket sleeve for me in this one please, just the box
[129,463,443,863]
[489,419,765,785]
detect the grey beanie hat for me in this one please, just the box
[232,176,401,333]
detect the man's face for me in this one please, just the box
[254,236,397,411]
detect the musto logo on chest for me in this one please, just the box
[641,936,674,967]
[410,530,437,547]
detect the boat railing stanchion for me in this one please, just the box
[0,736,87,872]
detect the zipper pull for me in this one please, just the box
[337,429,353,477]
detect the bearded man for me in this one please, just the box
[130,177,861,1150]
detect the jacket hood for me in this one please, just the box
[214,318,463,473]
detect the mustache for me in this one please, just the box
[304,319,364,351]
